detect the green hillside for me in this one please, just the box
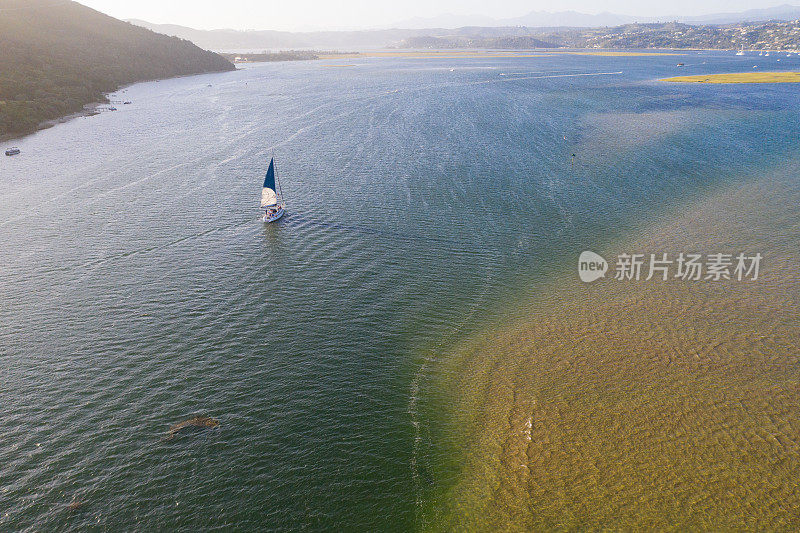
[0,0,234,138]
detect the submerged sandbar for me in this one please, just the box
[429,160,800,529]
[662,71,800,83]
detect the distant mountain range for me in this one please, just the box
[391,4,800,29]
[681,4,800,24]
[126,20,421,50]
[392,10,634,30]
[130,4,800,51]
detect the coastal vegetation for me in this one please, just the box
[662,71,800,83]
[0,0,234,139]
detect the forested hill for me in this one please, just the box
[0,0,235,138]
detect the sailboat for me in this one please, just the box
[260,156,285,223]
[736,45,745,56]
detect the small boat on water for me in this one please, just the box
[736,45,745,56]
[261,156,285,223]
[5,147,20,156]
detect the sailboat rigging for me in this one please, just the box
[261,156,285,223]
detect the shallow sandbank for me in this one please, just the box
[662,71,800,83]
[429,159,800,530]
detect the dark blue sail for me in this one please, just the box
[263,158,276,190]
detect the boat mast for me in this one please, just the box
[274,151,285,203]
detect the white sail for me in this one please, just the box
[261,187,277,207]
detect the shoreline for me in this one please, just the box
[1,102,104,144]
[1,67,235,144]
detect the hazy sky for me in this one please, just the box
[81,0,794,31]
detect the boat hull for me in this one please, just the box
[262,207,285,223]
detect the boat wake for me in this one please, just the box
[280,212,491,251]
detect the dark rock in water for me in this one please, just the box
[165,416,220,441]
[67,498,86,511]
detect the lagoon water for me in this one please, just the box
[2,51,800,530]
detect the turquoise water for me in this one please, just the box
[1,51,799,530]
